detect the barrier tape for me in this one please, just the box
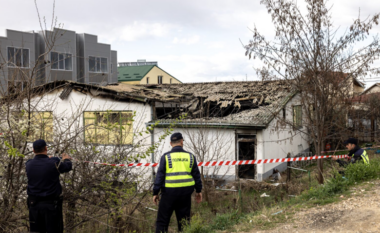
[82,155,348,168]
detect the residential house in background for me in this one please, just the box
[360,83,380,95]
[118,60,181,84]
[0,28,118,94]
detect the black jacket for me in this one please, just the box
[348,145,364,163]
[26,154,72,198]
[153,146,202,196]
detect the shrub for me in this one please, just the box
[345,160,380,183]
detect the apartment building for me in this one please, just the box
[0,28,117,94]
[0,29,36,94]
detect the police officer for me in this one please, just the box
[26,139,73,233]
[332,138,370,166]
[153,132,202,233]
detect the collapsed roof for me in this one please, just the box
[25,80,295,128]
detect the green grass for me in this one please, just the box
[182,152,380,233]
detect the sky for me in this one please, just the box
[1,0,380,87]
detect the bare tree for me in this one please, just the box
[245,0,380,183]
[182,124,234,203]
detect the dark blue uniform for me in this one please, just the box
[26,154,72,233]
[153,146,202,233]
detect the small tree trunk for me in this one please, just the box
[200,167,209,203]
[317,144,324,184]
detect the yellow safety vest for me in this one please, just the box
[359,150,370,165]
[165,152,195,188]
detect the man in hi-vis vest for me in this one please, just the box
[153,132,202,233]
[332,138,370,166]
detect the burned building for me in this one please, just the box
[17,80,309,182]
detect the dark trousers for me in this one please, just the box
[156,194,191,233]
[28,197,63,233]
[336,159,349,168]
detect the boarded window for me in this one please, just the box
[84,111,133,145]
[28,112,53,142]
[293,105,302,129]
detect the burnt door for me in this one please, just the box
[237,136,256,179]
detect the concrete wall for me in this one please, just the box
[0,29,36,93]
[153,127,236,181]
[140,66,181,84]
[38,28,77,83]
[111,50,118,83]
[81,34,112,84]
[257,94,310,181]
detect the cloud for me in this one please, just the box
[172,35,200,45]
[118,21,178,41]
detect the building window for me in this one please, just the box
[158,76,163,84]
[28,112,53,142]
[7,47,29,68]
[89,56,108,73]
[7,81,27,94]
[293,105,302,129]
[51,52,72,70]
[147,77,149,84]
[84,111,133,145]
[170,78,172,84]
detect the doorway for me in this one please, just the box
[237,135,256,179]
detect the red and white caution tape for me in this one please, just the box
[81,155,348,168]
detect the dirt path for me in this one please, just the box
[254,181,380,233]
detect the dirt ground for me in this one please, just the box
[254,181,380,233]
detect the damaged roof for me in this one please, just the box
[150,80,295,128]
[23,80,295,128]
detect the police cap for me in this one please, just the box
[33,139,47,151]
[170,132,184,142]
[344,138,358,145]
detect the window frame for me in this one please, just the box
[83,111,133,145]
[23,111,54,142]
[88,56,108,73]
[293,105,303,130]
[158,75,163,84]
[50,52,73,71]
[146,77,149,84]
[7,81,27,94]
[7,46,30,68]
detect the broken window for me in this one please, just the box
[293,105,302,129]
[28,112,53,142]
[84,111,133,145]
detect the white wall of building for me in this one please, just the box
[153,127,236,181]
[257,94,309,180]
[29,88,151,157]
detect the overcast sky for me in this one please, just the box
[1,0,379,87]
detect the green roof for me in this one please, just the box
[117,65,155,82]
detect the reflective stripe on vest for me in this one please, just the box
[361,150,370,165]
[165,152,195,188]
